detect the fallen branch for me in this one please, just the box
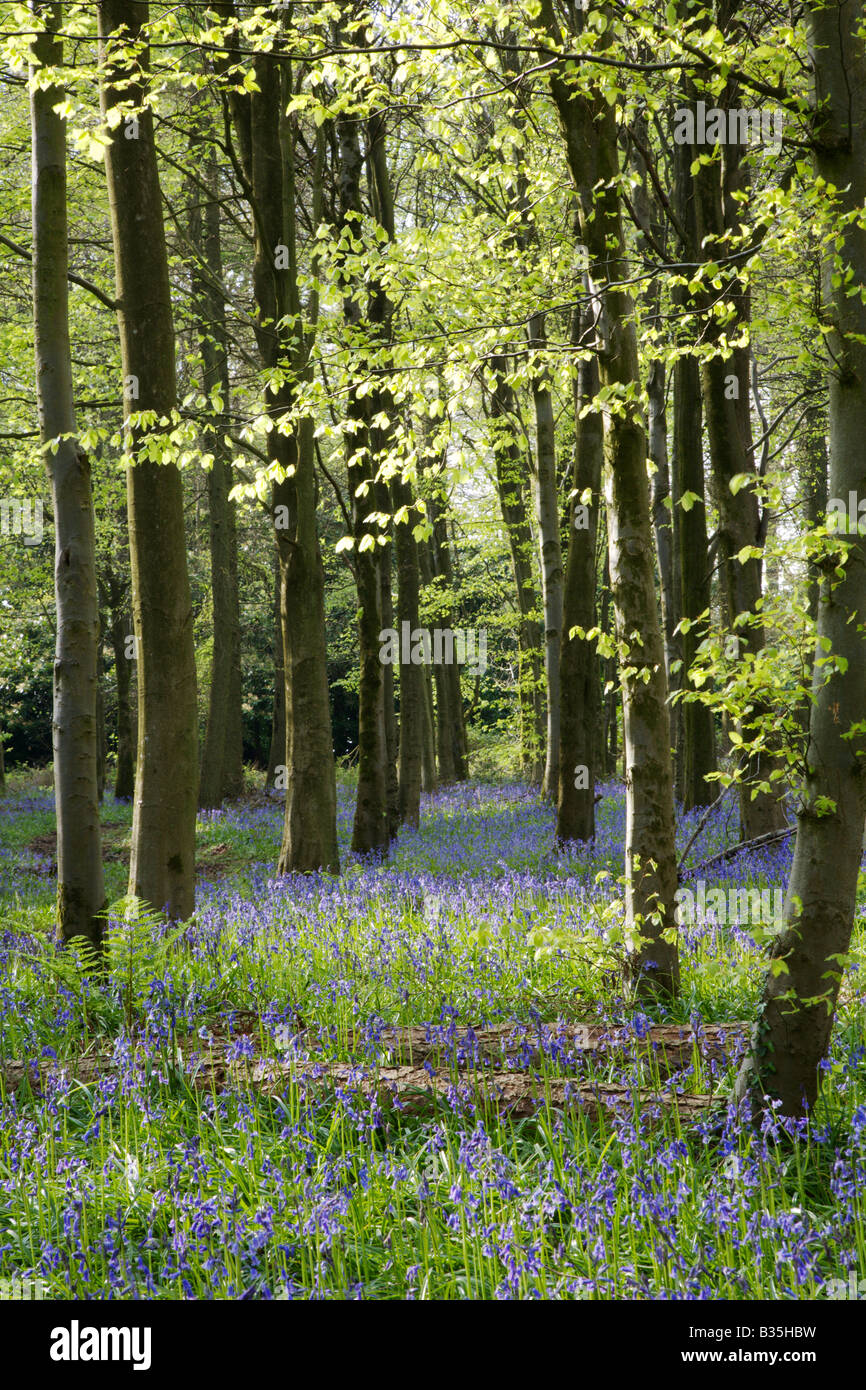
[681,826,795,877]
[677,785,733,873]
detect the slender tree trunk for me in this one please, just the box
[648,359,679,730]
[557,304,603,844]
[673,349,716,810]
[541,0,679,993]
[279,418,339,871]
[598,550,617,777]
[736,0,866,1116]
[31,0,105,947]
[691,33,785,839]
[106,576,135,799]
[528,313,564,799]
[223,21,338,867]
[367,113,403,840]
[393,474,423,827]
[191,127,243,807]
[489,358,545,785]
[99,0,199,919]
[420,663,436,793]
[671,126,716,809]
[417,533,442,787]
[265,546,287,791]
[375,478,400,840]
[422,470,469,782]
[801,386,829,627]
[333,90,389,853]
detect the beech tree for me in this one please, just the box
[219,0,339,872]
[99,0,199,918]
[30,0,105,947]
[737,0,866,1115]
[539,0,680,993]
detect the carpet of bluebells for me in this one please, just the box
[1,772,865,1300]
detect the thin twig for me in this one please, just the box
[676,784,732,873]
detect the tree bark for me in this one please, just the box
[419,456,469,782]
[672,126,716,810]
[99,0,199,920]
[105,570,135,799]
[420,662,437,793]
[222,15,338,868]
[648,358,680,760]
[528,313,564,800]
[557,304,603,844]
[190,119,243,807]
[333,81,389,854]
[690,20,785,838]
[489,358,545,785]
[31,0,105,947]
[393,474,424,827]
[265,545,287,791]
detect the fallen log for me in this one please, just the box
[343,1020,746,1072]
[0,1021,736,1126]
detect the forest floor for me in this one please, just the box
[0,773,864,1299]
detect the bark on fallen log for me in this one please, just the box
[0,1017,742,1124]
[343,1020,746,1072]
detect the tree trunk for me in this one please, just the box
[99,0,199,920]
[672,126,716,810]
[190,126,243,807]
[541,0,679,993]
[265,546,287,791]
[420,663,436,793]
[598,550,617,777]
[417,534,441,788]
[31,0,105,948]
[95,668,105,804]
[691,43,785,839]
[528,313,564,799]
[736,0,866,1116]
[648,358,680,770]
[375,478,400,841]
[279,418,339,872]
[489,358,545,785]
[557,304,603,844]
[333,88,389,854]
[393,474,424,827]
[673,350,716,811]
[422,470,469,782]
[223,19,338,868]
[106,574,135,799]
[801,386,829,627]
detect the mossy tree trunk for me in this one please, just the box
[736,0,866,1116]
